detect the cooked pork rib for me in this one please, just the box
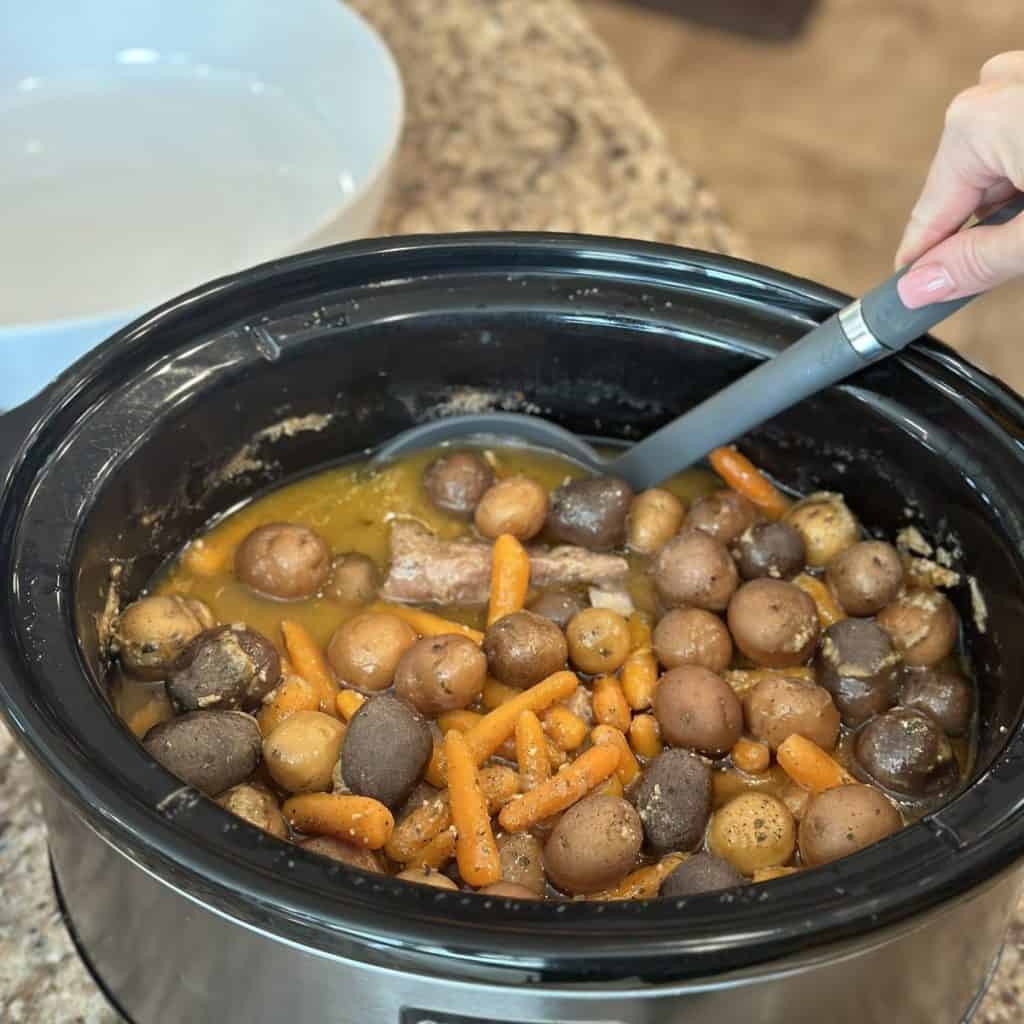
[380,520,630,606]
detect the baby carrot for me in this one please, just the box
[281,620,339,715]
[257,675,320,736]
[592,724,641,786]
[731,737,771,774]
[386,794,451,863]
[179,516,256,576]
[283,794,394,850]
[482,677,520,710]
[621,615,659,710]
[792,573,846,628]
[709,446,791,520]
[592,676,631,732]
[438,709,484,734]
[589,853,685,901]
[542,706,589,752]
[488,533,530,626]
[369,602,483,643]
[385,766,518,864]
[445,731,501,888]
[628,714,663,759]
[405,827,457,871]
[516,710,551,791]
[335,689,366,722]
[428,671,579,785]
[777,734,853,793]
[498,744,620,833]
[593,774,624,798]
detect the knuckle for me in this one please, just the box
[957,232,997,286]
[946,86,985,126]
[980,50,1024,83]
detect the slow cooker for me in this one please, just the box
[2,235,1023,1024]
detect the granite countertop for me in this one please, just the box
[0,1,1020,1021]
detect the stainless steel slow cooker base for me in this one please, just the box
[46,789,1019,1024]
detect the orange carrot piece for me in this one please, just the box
[515,710,551,792]
[777,734,853,793]
[281,620,339,715]
[793,573,846,628]
[428,671,578,785]
[593,675,631,732]
[257,676,320,736]
[445,731,501,887]
[732,737,771,774]
[753,865,800,883]
[179,516,256,576]
[592,724,641,786]
[628,714,663,759]
[482,677,520,710]
[542,705,589,752]
[369,602,483,643]
[589,853,686,901]
[437,709,484,734]
[709,446,791,520]
[593,774,624,798]
[621,614,659,710]
[498,744,620,832]
[335,689,366,722]
[283,794,393,849]
[488,533,530,626]
[406,827,457,870]
[386,794,452,863]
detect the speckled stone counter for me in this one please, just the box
[1,1,1021,1021]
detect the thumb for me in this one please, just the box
[896,216,1024,308]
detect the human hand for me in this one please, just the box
[895,51,1024,308]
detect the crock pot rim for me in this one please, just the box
[3,231,1024,981]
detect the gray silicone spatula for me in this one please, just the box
[376,194,1024,488]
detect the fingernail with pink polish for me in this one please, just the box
[897,263,955,308]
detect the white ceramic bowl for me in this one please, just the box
[0,0,403,409]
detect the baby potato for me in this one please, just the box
[263,711,346,794]
[478,881,540,899]
[652,528,739,612]
[727,579,819,668]
[395,634,487,715]
[422,450,494,520]
[327,612,417,691]
[299,836,383,873]
[652,608,732,672]
[799,784,902,867]
[325,553,379,604]
[687,489,757,546]
[217,783,287,839]
[654,666,743,757]
[483,610,568,688]
[341,695,433,808]
[876,590,959,667]
[143,709,261,796]
[497,832,546,896]
[566,608,631,675]
[235,522,331,600]
[660,852,745,898]
[826,540,903,616]
[743,676,840,752]
[708,793,796,875]
[544,795,643,895]
[397,867,459,890]
[546,477,634,550]
[115,594,215,680]
[474,476,549,541]
[627,488,686,554]
[784,492,860,567]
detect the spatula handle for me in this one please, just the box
[608,194,1024,490]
